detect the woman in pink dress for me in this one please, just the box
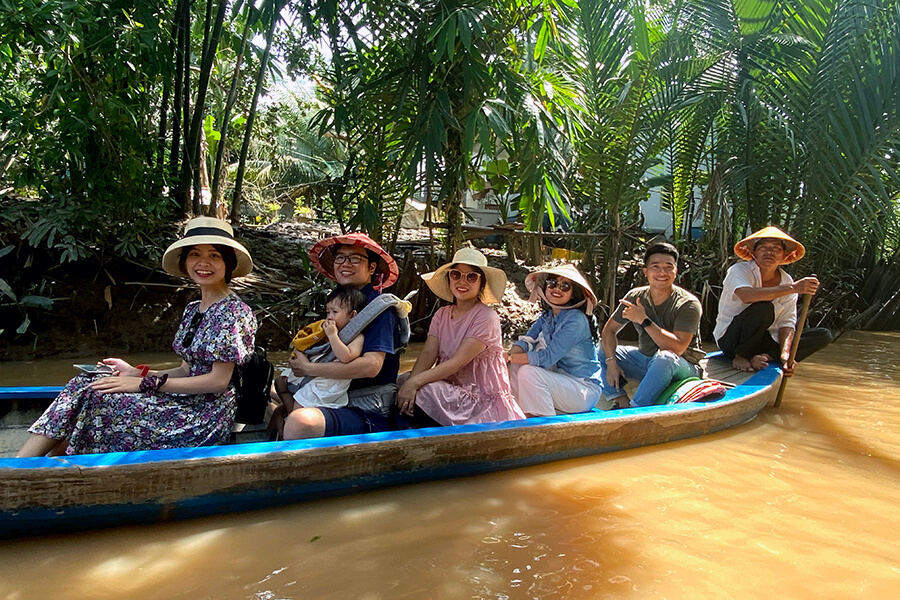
[397,248,525,426]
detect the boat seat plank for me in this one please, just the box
[701,356,759,387]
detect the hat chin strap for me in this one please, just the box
[535,286,586,311]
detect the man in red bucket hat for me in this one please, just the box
[283,232,403,438]
[714,226,832,375]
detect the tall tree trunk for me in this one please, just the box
[232,1,285,225]
[443,129,465,254]
[211,1,253,217]
[179,0,229,217]
[169,0,188,210]
[157,85,170,173]
[605,202,621,311]
[174,0,193,214]
[424,169,436,270]
[198,129,211,215]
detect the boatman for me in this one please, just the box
[281,233,404,439]
[598,242,705,409]
[714,226,832,376]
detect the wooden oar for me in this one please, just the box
[773,293,813,407]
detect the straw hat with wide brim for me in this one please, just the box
[309,232,399,290]
[162,217,253,278]
[735,226,805,264]
[525,264,598,314]
[422,247,507,304]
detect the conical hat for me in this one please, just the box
[525,264,597,314]
[735,226,805,264]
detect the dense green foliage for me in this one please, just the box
[0,1,174,260]
[2,0,900,331]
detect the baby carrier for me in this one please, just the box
[294,293,412,416]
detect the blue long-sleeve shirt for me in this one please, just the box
[512,309,603,384]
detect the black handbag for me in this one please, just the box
[232,346,274,424]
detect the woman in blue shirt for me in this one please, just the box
[506,264,612,416]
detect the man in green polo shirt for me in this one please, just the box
[599,242,704,408]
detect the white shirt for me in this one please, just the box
[714,260,797,343]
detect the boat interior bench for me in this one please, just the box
[2,355,760,453]
[228,355,757,446]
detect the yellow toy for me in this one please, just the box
[290,319,328,352]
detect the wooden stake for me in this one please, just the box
[773,293,813,407]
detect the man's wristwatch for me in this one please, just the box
[641,317,653,328]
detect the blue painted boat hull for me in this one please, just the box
[0,385,63,400]
[0,367,780,538]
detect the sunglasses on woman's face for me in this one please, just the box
[182,311,204,347]
[448,269,482,285]
[545,279,573,292]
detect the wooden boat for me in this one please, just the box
[0,355,779,538]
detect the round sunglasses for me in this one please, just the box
[448,269,482,285]
[545,278,573,292]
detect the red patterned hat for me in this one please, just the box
[309,232,399,289]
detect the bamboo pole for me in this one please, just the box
[773,293,812,407]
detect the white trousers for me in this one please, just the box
[508,364,610,416]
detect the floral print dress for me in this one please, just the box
[29,294,256,455]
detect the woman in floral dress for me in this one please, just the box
[396,248,524,426]
[17,217,257,456]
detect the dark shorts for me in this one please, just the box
[320,406,395,437]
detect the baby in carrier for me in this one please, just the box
[273,285,367,414]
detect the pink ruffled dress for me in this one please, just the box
[414,302,525,426]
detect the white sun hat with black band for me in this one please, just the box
[162,217,253,278]
[421,247,507,304]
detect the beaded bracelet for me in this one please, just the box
[140,373,168,394]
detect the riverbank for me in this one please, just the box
[0,219,543,361]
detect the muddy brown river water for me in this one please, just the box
[0,331,897,598]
